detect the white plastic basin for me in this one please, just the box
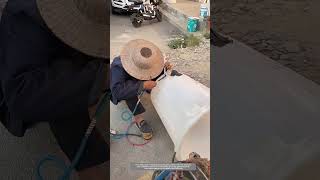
[151,74,210,160]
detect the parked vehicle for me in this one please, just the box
[129,0,163,27]
[111,0,144,13]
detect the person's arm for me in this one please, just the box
[110,64,144,101]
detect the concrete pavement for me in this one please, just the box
[213,40,320,180]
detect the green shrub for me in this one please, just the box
[185,34,201,47]
[168,37,186,49]
[168,35,201,49]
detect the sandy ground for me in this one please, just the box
[167,38,210,87]
[214,0,320,84]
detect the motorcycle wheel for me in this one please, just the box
[132,19,142,27]
[156,10,162,22]
[131,13,143,28]
[111,7,117,14]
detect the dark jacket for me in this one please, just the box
[0,0,108,137]
[110,57,182,105]
[110,56,144,105]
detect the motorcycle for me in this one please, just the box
[128,0,162,28]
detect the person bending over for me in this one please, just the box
[110,39,175,140]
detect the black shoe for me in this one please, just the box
[136,120,153,140]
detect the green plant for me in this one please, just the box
[168,35,201,49]
[168,37,186,49]
[185,34,201,47]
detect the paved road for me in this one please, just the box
[110,14,179,179]
[213,40,320,180]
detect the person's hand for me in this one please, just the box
[143,81,157,90]
[164,61,173,70]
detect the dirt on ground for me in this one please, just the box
[213,0,320,84]
[166,38,211,87]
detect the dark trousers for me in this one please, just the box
[125,96,145,116]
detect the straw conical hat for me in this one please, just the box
[120,39,165,80]
[36,0,109,58]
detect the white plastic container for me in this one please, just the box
[151,74,210,160]
[200,4,208,18]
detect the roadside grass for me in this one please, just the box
[168,34,201,49]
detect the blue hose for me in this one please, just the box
[155,170,172,180]
[110,91,144,140]
[36,92,110,180]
